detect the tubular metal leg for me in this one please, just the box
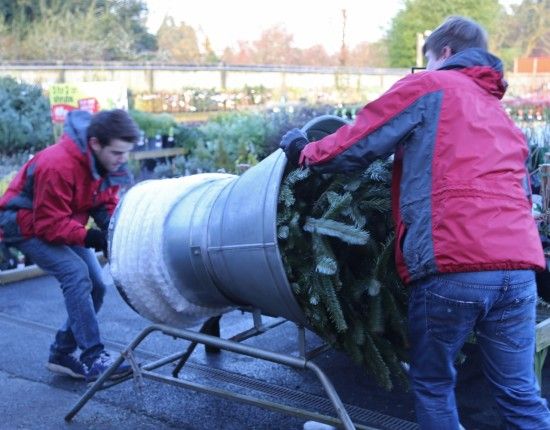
[65,325,158,422]
[65,323,361,430]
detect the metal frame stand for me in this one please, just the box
[64,313,370,430]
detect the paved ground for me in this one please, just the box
[0,267,549,430]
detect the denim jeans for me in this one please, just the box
[14,238,105,366]
[408,270,550,430]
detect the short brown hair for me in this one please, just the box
[422,16,488,57]
[87,109,140,147]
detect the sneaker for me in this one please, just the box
[85,351,132,382]
[46,352,87,379]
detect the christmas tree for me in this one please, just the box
[277,159,410,390]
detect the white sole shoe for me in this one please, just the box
[46,362,86,379]
[303,421,337,430]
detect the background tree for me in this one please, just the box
[18,3,133,61]
[156,16,200,63]
[296,44,336,66]
[202,36,220,64]
[0,76,53,154]
[386,0,503,68]
[0,0,41,59]
[349,41,390,68]
[222,41,255,65]
[110,0,157,54]
[0,0,155,60]
[0,0,42,27]
[506,0,550,57]
[252,25,295,65]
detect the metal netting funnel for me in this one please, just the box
[203,114,348,324]
[204,149,306,324]
[110,115,347,328]
[109,151,306,326]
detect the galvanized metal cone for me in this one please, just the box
[111,115,347,328]
[203,115,348,325]
[205,149,308,325]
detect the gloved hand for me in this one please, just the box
[84,228,108,257]
[279,128,308,167]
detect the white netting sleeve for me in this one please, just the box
[110,175,234,328]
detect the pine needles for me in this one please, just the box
[277,158,410,390]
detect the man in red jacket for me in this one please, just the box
[0,109,140,382]
[282,16,550,430]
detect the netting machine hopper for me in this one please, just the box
[109,115,349,330]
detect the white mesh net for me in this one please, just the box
[110,175,234,328]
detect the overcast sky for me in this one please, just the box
[145,0,521,55]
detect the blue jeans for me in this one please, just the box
[408,270,550,430]
[14,238,106,366]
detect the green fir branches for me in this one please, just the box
[277,158,410,390]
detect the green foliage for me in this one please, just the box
[112,0,157,54]
[277,158,410,390]
[304,218,370,245]
[0,171,15,195]
[173,123,203,153]
[314,273,347,332]
[0,76,53,154]
[156,16,200,63]
[0,152,29,180]
[386,0,503,67]
[312,234,338,275]
[129,110,177,139]
[193,111,269,173]
[182,141,217,174]
[0,0,154,61]
[523,123,550,241]
[524,124,550,169]
[498,1,550,60]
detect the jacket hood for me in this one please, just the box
[439,48,507,99]
[63,110,92,153]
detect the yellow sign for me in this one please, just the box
[48,81,128,123]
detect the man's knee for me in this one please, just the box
[57,259,93,292]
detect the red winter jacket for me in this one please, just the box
[299,48,545,283]
[0,110,132,246]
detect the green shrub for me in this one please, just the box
[0,77,53,155]
[0,173,16,195]
[196,111,269,172]
[171,104,357,174]
[523,124,550,173]
[129,110,177,139]
[173,123,203,153]
[0,153,31,195]
[130,103,377,178]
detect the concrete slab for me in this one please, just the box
[0,268,547,430]
[0,370,176,430]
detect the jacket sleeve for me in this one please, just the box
[32,165,87,245]
[300,73,431,173]
[89,187,119,231]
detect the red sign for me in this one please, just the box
[50,104,77,123]
[78,97,99,114]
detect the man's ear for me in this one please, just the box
[89,137,101,153]
[440,46,452,60]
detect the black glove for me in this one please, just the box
[84,228,108,257]
[279,128,308,167]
